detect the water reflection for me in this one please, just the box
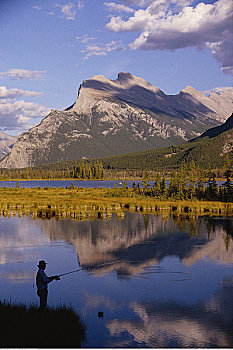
[107,274,233,348]
[0,213,233,347]
[36,213,233,277]
[0,218,49,266]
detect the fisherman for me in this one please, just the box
[36,260,60,309]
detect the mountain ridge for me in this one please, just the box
[1,72,233,169]
[193,113,233,140]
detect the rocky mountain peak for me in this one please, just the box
[114,72,154,90]
[1,72,233,169]
[79,72,162,95]
[70,72,165,114]
[180,85,206,99]
[117,71,134,80]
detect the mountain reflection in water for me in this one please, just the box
[36,212,233,277]
[0,212,233,348]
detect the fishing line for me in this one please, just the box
[58,268,82,277]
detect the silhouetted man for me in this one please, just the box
[36,260,60,309]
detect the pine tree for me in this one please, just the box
[141,170,150,194]
[176,163,187,200]
[160,177,168,198]
[188,161,196,200]
[168,171,177,198]
[223,169,232,201]
[206,172,218,200]
[195,166,205,200]
[153,173,161,198]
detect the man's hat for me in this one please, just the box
[38,260,47,268]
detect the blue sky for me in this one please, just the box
[0,0,232,135]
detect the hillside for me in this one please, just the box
[9,112,232,175]
[97,113,233,171]
[193,113,233,140]
[1,73,233,169]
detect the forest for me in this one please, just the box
[129,160,233,202]
[0,159,232,202]
[0,152,232,202]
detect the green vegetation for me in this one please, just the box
[0,301,86,348]
[133,160,233,202]
[0,160,105,180]
[0,150,232,181]
[98,133,233,174]
[1,139,232,182]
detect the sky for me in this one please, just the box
[0,0,232,135]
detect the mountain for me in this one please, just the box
[0,132,16,160]
[1,72,233,169]
[194,112,233,140]
[96,113,233,171]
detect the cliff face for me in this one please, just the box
[0,131,16,160]
[195,113,233,139]
[1,72,233,168]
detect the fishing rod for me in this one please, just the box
[58,268,82,277]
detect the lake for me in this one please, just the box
[0,179,129,188]
[0,179,226,189]
[0,212,233,347]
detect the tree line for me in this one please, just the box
[0,157,232,202]
[0,161,105,180]
[130,159,232,202]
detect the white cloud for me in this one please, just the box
[0,100,51,132]
[104,2,134,13]
[76,34,96,44]
[0,69,46,80]
[32,5,42,10]
[0,85,48,133]
[106,0,233,76]
[82,41,125,61]
[0,86,43,99]
[55,1,84,20]
[206,32,233,76]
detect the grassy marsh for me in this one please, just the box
[0,187,232,219]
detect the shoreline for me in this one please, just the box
[0,187,232,218]
[0,177,228,182]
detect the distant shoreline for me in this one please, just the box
[0,177,227,182]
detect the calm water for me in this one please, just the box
[0,212,233,347]
[0,179,127,188]
[0,179,225,189]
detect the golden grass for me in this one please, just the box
[0,187,232,219]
